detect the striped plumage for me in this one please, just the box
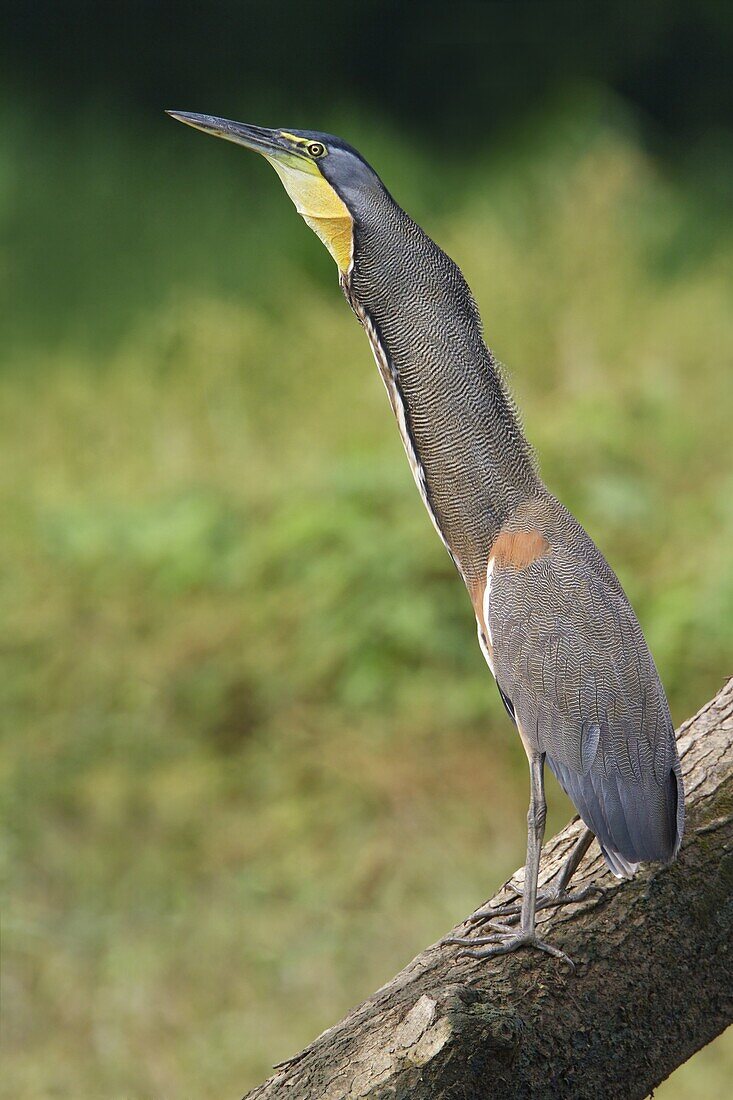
[170,112,685,962]
[345,187,536,583]
[482,496,683,873]
[343,176,683,875]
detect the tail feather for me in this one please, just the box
[599,844,639,880]
[547,753,683,876]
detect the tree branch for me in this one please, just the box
[244,680,733,1100]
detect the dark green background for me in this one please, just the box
[6,1,733,138]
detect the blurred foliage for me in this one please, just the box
[1,96,732,1097]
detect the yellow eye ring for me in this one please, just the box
[307,141,326,158]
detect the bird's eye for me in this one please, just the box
[307,141,326,158]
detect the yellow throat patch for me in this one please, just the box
[267,158,354,274]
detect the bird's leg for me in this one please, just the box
[443,755,574,967]
[469,826,604,926]
[548,826,595,893]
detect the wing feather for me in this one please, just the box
[488,546,683,873]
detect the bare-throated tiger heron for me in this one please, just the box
[168,112,684,967]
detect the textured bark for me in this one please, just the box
[245,681,733,1100]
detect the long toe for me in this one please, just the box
[468,888,524,925]
[471,882,606,925]
[441,923,514,947]
[531,937,576,970]
[454,931,575,969]
[470,902,522,925]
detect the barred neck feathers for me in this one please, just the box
[345,192,539,584]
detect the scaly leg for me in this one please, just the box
[443,754,574,967]
[469,825,604,927]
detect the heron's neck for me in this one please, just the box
[344,195,539,585]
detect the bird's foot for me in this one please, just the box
[442,927,575,969]
[469,878,605,927]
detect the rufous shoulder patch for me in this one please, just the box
[489,528,551,571]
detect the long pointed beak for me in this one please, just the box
[166,111,289,158]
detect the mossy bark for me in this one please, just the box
[245,681,733,1100]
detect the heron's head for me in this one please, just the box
[167,112,385,274]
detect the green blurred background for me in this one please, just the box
[2,3,732,1096]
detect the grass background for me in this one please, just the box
[2,96,732,1096]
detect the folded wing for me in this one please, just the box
[487,546,684,875]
